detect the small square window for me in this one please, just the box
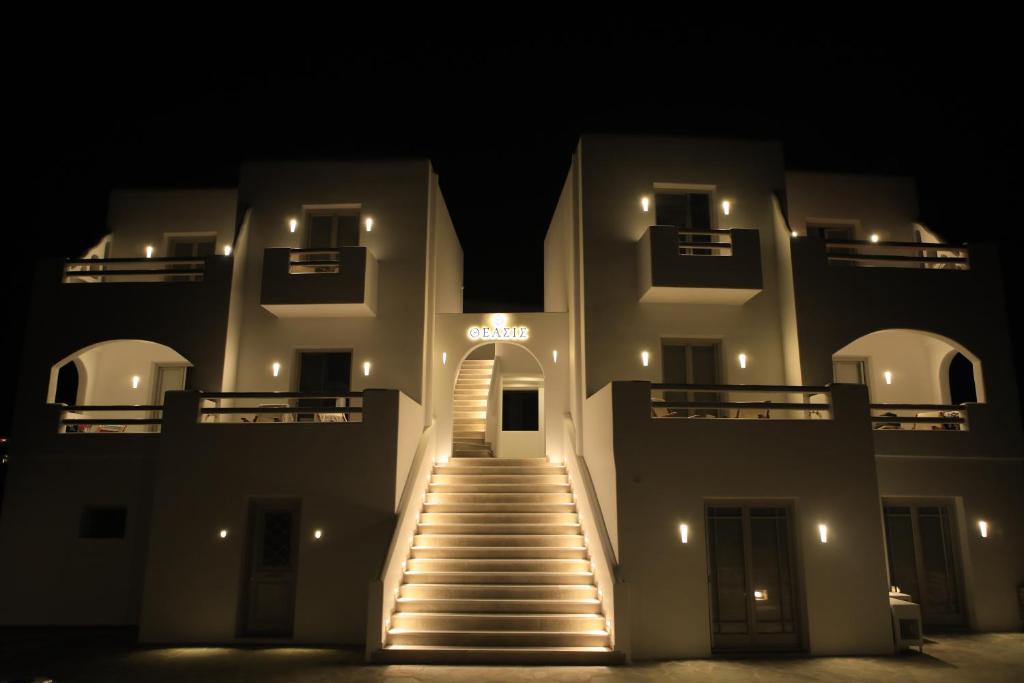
[79,506,127,539]
[502,390,539,431]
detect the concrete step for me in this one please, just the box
[423,502,576,513]
[416,523,581,535]
[419,512,579,525]
[391,611,606,633]
[413,534,584,548]
[428,483,570,493]
[425,492,573,504]
[443,458,552,467]
[386,628,610,648]
[403,570,595,585]
[433,466,565,476]
[395,597,602,614]
[399,582,598,601]
[407,557,591,573]
[410,545,588,560]
[375,645,622,665]
[431,475,568,485]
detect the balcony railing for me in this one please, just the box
[198,392,365,423]
[288,249,342,275]
[825,240,969,270]
[58,404,164,433]
[62,257,207,283]
[651,384,832,420]
[675,228,734,256]
[870,404,967,431]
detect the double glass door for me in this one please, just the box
[707,505,801,651]
[883,501,965,626]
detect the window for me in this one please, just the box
[79,506,127,538]
[306,211,360,249]
[833,359,866,385]
[502,390,539,431]
[54,361,80,406]
[166,235,215,281]
[656,191,713,255]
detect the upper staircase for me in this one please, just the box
[378,456,620,664]
[452,359,495,458]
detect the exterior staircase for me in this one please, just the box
[380,457,619,664]
[452,359,495,458]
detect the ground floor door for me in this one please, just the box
[242,500,301,637]
[883,501,965,627]
[707,504,801,651]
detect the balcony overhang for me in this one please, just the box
[637,226,762,304]
[260,247,378,318]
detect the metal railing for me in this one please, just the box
[58,404,164,433]
[870,404,967,431]
[667,227,734,256]
[651,384,832,420]
[62,257,207,283]
[198,392,364,423]
[288,249,341,274]
[824,240,969,270]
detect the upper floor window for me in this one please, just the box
[306,210,360,249]
[656,191,713,255]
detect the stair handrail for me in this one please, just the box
[366,416,436,660]
[562,412,624,654]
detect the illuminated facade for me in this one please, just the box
[0,138,1021,663]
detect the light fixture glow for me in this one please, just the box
[218,529,228,539]
[721,200,731,216]
[145,245,154,259]
[491,313,508,329]
[442,352,447,366]
[818,523,829,544]
[641,196,650,213]
[313,529,323,540]
[131,375,141,389]
[791,230,798,238]
[738,353,748,369]
[552,350,558,363]
[884,370,893,385]
[363,361,371,376]
[869,233,880,243]
[753,588,768,601]
[223,245,232,256]
[272,362,281,377]
[289,218,298,233]
[978,520,989,538]
[365,217,374,232]
[679,523,689,544]
[641,350,650,367]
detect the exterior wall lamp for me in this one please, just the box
[721,200,731,216]
[884,370,893,385]
[978,520,989,538]
[641,196,650,213]
[679,523,689,544]
[365,217,374,232]
[738,353,748,369]
[145,245,154,259]
[363,361,372,377]
[818,523,829,544]
[272,362,281,378]
[289,218,298,233]
[641,350,650,367]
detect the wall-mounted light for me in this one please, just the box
[869,233,880,243]
[223,245,232,256]
[552,350,558,364]
[289,218,298,233]
[679,523,689,544]
[818,523,829,544]
[365,217,374,232]
[738,353,748,369]
[272,362,281,378]
[753,588,768,601]
[442,352,447,366]
[721,200,731,216]
[641,196,650,213]
[791,230,798,238]
[491,313,508,328]
[884,370,893,385]
[145,245,154,259]
[978,520,989,538]
[641,350,650,367]
[363,361,371,377]
[218,529,229,539]
[313,529,323,540]
[131,375,141,390]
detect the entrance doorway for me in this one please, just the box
[707,504,801,651]
[883,501,965,627]
[241,499,301,637]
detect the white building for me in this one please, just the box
[0,137,1020,663]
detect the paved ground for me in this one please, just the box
[1,631,1022,682]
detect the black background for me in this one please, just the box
[4,23,1022,438]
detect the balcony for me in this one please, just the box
[636,226,762,304]
[870,402,1010,457]
[260,247,378,317]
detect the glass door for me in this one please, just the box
[883,501,965,626]
[707,504,801,651]
[661,341,720,417]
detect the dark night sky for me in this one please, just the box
[4,24,1022,436]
